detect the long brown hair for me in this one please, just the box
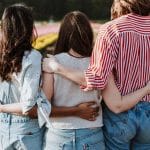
[0,3,36,81]
[54,11,93,57]
[111,0,150,20]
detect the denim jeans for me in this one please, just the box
[0,113,45,150]
[43,127,105,150]
[102,101,150,150]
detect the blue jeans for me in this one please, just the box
[102,101,150,150]
[0,113,45,150]
[44,127,105,150]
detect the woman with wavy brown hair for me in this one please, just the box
[0,4,44,150]
[111,0,150,19]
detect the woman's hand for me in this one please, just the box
[75,101,99,121]
[0,104,2,113]
[145,81,150,94]
[43,54,60,73]
[27,106,38,119]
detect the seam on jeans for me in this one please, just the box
[0,135,3,150]
[18,141,27,150]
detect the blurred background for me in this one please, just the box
[0,0,113,53]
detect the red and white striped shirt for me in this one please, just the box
[85,13,150,101]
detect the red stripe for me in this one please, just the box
[85,14,150,101]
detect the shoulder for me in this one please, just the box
[26,49,42,62]
[23,49,42,68]
[28,49,42,61]
[55,53,67,59]
[54,53,69,62]
[97,15,129,40]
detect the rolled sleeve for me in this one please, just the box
[20,51,42,114]
[85,25,119,89]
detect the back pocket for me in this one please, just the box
[17,127,45,150]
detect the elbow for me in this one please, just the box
[110,105,122,114]
[80,80,87,87]
[112,108,122,114]
[79,77,87,87]
[23,106,37,118]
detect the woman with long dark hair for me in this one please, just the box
[0,4,44,150]
[42,11,105,150]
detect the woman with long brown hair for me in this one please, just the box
[0,4,44,150]
[42,11,105,150]
[43,0,150,149]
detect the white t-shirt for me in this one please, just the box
[50,53,103,129]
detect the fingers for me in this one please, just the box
[42,55,59,73]
[83,87,93,91]
[80,110,99,121]
[47,54,53,58]
[87,102,99,112]
[88,112,99,121]
[88,112,98,121]
[86,101,97,106]
[92,106,99,112]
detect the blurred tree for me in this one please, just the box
[0,0,113,21]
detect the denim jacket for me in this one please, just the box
[0,49,42,114]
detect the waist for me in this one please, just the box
[49,113,103,129]
[47,126,102,135]
[0,112,38,123]
[121,90,149,102]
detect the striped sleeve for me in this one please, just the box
[85,25,119,89]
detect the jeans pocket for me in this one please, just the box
[44,129,73,150]
[103,116,134,144]
[80,128,105,150]
[18,127,44,150]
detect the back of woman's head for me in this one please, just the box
[111,0,150,20]
[0,3,36,81]
[55,11,93,57]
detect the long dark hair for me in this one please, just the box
[0,3,36,81]
[54,11,93,57]
[111,0,150,19]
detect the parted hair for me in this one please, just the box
[111,0,150,20]
[0,3,36,81]
[54,11,93,57]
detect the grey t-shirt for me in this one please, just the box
[51,53,103,129]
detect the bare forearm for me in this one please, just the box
[0,103,23,115]
[102,74,150,114]
[0,103,37,118]
[118,86,149,113]
[56,64,86,86]
[51,106,79,117]
[104,86,149,114]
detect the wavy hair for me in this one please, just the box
[54,11,93,57]
[111,0,150,20]
[0,3,36,81]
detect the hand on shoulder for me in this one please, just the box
[42,54,60,73]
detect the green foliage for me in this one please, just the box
[0,0,113,20]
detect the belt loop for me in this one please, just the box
[73,130,76,150]
[8,114,11,125]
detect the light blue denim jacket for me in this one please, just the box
[0,49,42,114]
[0,49,51,127]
